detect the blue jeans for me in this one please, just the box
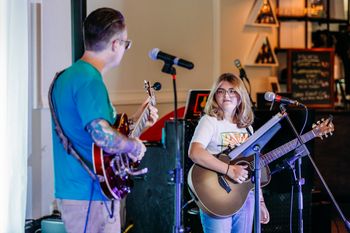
[200,191,254,233]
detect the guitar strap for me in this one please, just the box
[246,126,253,136]
[48,70,97,181]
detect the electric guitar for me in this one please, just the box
[92,80,157,200]
[187,116,334,217]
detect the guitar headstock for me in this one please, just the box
[144,80,160,106]
[312,115,335,139]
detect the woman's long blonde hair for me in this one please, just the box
[204,73,254,128]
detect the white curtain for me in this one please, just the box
[0,0,29,232]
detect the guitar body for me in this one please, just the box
[187,153,271,218]
[187,116,334,217]
[92,113,139,200]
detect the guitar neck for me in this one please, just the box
[260,129,316,166]
[130,80,157,138]
[130,104,150,138]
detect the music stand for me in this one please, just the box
[227,112,286,233]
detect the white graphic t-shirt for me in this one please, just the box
[190,115,252,158]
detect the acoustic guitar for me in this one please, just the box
[92,80,157,200]
[187,116,334,217]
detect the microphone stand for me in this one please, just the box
[253,145,262,233]
[161,62,185,233]
[279,104,308,233]
[239,69,256,110]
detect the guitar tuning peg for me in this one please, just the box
[321,118,324,122]
[320,135,323,140]
[317,120,320,124]
[325,134,328,138]
[312,123,316,128]
[330,132,333,136]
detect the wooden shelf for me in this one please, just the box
[245,34,279,67]
[246,0,279,27]
[277,15,349,24]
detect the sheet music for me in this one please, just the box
[227,112,286,159]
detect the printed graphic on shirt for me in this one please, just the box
[221,132,249,149]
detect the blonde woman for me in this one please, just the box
[188,73,269,233]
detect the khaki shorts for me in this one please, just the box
[57,199,121,233]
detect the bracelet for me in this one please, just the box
[225,164,230,176]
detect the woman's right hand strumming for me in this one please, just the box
[226,164,249,184]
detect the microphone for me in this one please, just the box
[264,92,304,107]
[234,59,249,82]
[148,48,194,70]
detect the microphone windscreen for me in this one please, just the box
[264,92,275,101]
[148,48,159,60]
[234,59,241,68]
[153,82,162,91]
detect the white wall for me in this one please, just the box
[28,0,277,218]
[88,0,217,117]
[27,0,72,219]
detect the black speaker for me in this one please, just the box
[126,120,202,233]
[126,145,175,233]
[313,111,350,200]
[261,192,312,233]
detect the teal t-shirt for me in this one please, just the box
[51,60,116,200]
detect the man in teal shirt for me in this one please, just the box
[50,8,158,233]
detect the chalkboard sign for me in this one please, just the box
[287,48,334,108]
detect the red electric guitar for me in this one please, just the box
[92,80,157,199]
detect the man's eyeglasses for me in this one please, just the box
[216,88,238,97]
[117,39,132,50]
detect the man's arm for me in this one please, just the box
[86,118,143,156]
